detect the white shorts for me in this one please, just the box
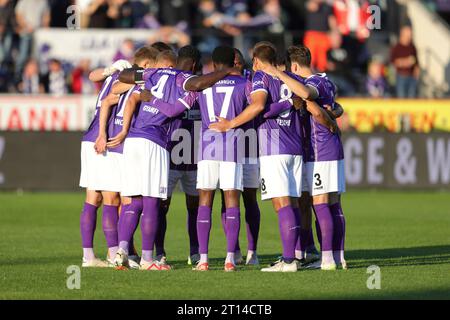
[243,158,260,189]
[79,141,123,192]
[197,160,243,191]
[259,154,303,200]
[168,169,198,197]
[305,159,346,196]
[121,138,169,199]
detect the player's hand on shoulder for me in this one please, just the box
[261,64,278,77]
[209,116,231,132]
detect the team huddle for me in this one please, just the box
[79,40,347,272]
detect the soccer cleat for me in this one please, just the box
[106,257,116,267]
[113,248,129,269]
[245,253,259,265]
[338,260,348,270]
[192,262,209,271]
[139,259,172,271]
[224,262,237,272]
[187,254,200,265]
[128,255,141,270]
[235,251,244,265]
[261,260,297,272]
[305,250,321,264]
[82,257,109,268]
[304,259,337,271]
[269,256,282,267]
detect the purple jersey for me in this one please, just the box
[305,73,344,162]
[252,71,302,157]
[107,86,136,154]
[127,68,194,149]
[82,72,119,142]
[197,75,249,162]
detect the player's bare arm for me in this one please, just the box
[326,102,344,120]
[94,93,120,154]
[209,91,267,132]
[90,60,133,82]
[306,100,337,133]
[264,65,318,101]
[184,67,239,91]
[106,91,140,148]
[111,81,134,95]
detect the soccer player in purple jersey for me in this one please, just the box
[217,48,261,266]
[109,45,236,271]
[78,55,144,267]
[264,45,347,270]
[92,47,173,269]
[210,42,304,272]
[147,46,250,271]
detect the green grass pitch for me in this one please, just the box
[0,190,449,299]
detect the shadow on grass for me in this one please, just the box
[169,245,450,270]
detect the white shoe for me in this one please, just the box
[304,259,337,271]
[338,260,348,270]
[128,255,141,270]
[106,257,115,267]
[261,260,297,272]
[113,248,129,269]
[140,259,172,271]
[245,253,259,265]
[235,251,244,265]
[82,257,109,268]
[187,254,200,265]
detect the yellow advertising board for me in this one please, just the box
[336,99,450,133]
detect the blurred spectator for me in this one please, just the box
[366,60,388,97]
[147,26,190,49]
[113,38,135,62]
[304,0,336,72]
[85,0,114,28]
[71,59,97,94]
[333,0,371,41]
[0,0,16,66]
[326,31,356,96]
[15,0,50,78]
[41,58,67,95]
[110,0,135,28]
[49,0,73,27]
[19,59,44,94]
[390,25,420,98]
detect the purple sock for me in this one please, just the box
[197,205,212,254]
[80,203,98,248]
[118,198,143,253]
[141,197,160,251]
[277,205,299,261]
[187,206,199,256]
[313,203,334,252]
[155,205,168,256]
[225,207,241,253]
[102,205,119,248]
[330,202,346,252]
[293,207,301,251]
[245,203,260,251]
[221,205,241,252]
